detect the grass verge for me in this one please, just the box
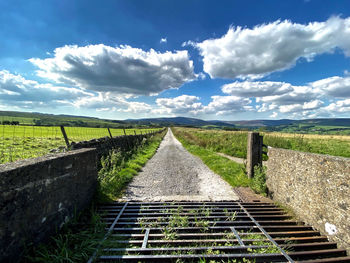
[172,127,267,196]
[172,128,251,187]
[97,130,165,202]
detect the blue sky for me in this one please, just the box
[1,0,350,120]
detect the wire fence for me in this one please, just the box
[0,125,160,164]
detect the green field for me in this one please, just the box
[172,127,350,158]
[0,125,161,164]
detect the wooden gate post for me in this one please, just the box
[246,132,263,178]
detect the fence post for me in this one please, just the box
[107,128,113,138]
[123,129,126,136]
[134,130,137,136]
[246,132,263,178]
[60,126,70,148]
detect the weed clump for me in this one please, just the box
[250,165,267,196]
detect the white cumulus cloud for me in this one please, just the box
[74,92,152,114]
[310,76,350,98]
[156,95,203,114]
[194,16,350,79]
[0,70,92,109]
[29,44,196,96]
[279,99,324,113]
[154,94,252,117]
[203,96,252,115]
[222,81,293,97]
[324,98,350,113]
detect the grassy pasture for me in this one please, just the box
[172,127,350,159]
[0,125,161,164]
[0,115,35,125]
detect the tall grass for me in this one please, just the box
[172,127,350,158]
[97,131,166,202]
[172,128,248,158]
[264,133,350,157]
[22,207,106,263]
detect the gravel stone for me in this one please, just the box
[122,128,239,201]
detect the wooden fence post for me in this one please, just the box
[60,126,70,148]
[123,129,126,136]
[107,128,113,138]
[246,132,263,178]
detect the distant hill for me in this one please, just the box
[0,110,349,134]
[0,111,127,128]
[226,118,350,127]
[125,117,235,128]
[225,119,295,127]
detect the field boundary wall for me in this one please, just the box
[0,148,97,262]
[0,129,165,262]
[266,147,350,253]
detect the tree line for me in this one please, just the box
[1,121,20,125]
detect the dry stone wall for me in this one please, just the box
[266,147,350,252]
[0,148,97,262]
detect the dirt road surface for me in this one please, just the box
[122,128,239,201]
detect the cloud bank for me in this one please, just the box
[29,44,196,96]
[222,75,350,118]
[195,16,350,79]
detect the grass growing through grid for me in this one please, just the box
[105,204,287,263]
[21,131,165,262]
[0,125,161,164]
[171,127,350,159]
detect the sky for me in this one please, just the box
[1,0,350,121]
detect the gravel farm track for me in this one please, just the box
[122,128,239,201]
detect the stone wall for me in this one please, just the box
[0,148,97,262]
[266,147,350,252]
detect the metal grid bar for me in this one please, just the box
[230,226,245,247]
[238,202,295,262]
[141,228,150,249]
[89,201,350,262]
[87,202,128,263]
